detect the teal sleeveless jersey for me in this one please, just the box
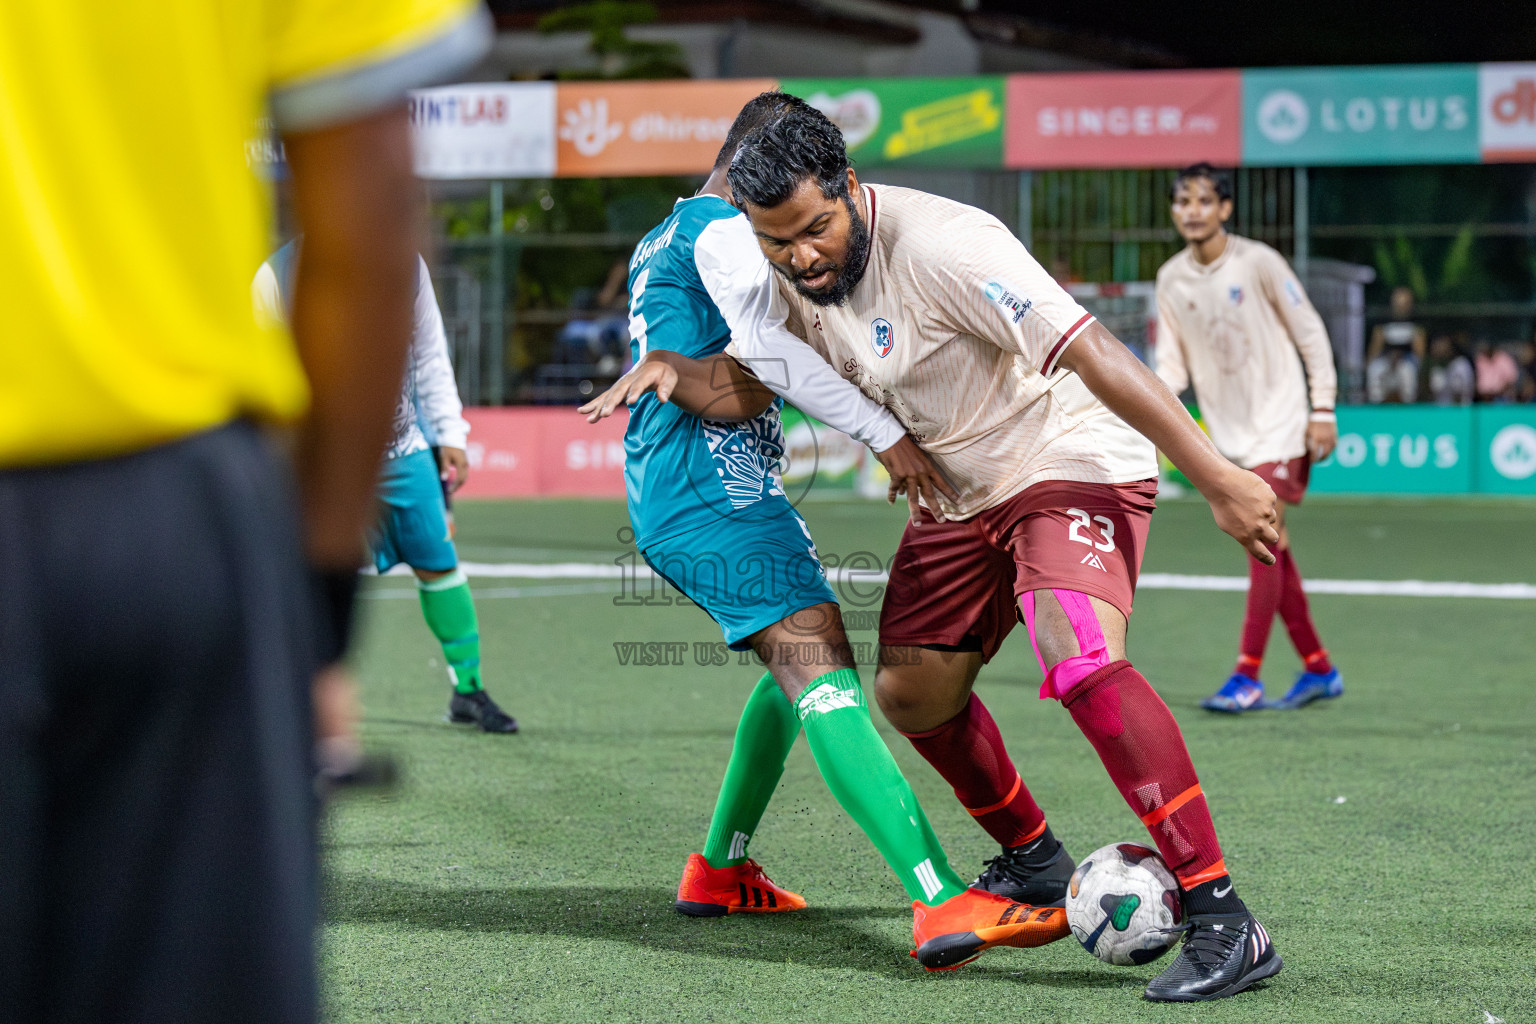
[623,196,788,546]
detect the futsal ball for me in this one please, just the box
[1065,843,1184,966]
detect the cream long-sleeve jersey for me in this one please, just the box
[1154,235,1337,469]
[731,184,1156,521]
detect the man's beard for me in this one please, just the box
[781,194,871,308]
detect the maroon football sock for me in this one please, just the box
[1277,548,1331,674]
[1063,661,1227,887]
[1236,553,1283,679]
[900,694,1047,848]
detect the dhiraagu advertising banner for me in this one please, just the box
[1310,406,1473,494]
[1243,65,1480,166]
[782,77,1005,167]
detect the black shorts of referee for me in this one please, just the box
[0,420,319,1024]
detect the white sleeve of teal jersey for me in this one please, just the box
[411,256,470,450]
[692,214,906,454]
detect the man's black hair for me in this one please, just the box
[713,91,814,171]
[1169,162,1233,202]
[726,105,850,209]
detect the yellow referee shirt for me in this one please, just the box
[0,0,488,466]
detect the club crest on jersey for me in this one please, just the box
[1228,285,1244,305]
[871,318,894,358]
[985,280,1032,324]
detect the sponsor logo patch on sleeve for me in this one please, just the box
[984,280,1033,325]
[1283,278,1305,307]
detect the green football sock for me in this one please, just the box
[795,669,967,906]
[702,672,802,869]
[418,568,482,694]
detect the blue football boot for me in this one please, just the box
[1200,674,1267,713]
[1277,667,1343,709]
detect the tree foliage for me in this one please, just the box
[537,1,690,80]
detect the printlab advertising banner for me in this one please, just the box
[552,79,778,177]
[1005,70,1242,169]
[1242,65,1480,166]
[409,84,557,178]
[783,77,1005,168]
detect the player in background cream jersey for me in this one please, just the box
[587,103,1287,1002]
[1156,164,1343,715]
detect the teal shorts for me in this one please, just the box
[369,449,458,574]
[641,507,837,650]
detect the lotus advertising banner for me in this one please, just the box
[1242,66,1480,166]
[1310,406,1473,494]
[782,77,1005,168]
[1475,406,1536,495]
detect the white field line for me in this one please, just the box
[361,582,617,601]
[369,562,1536,600]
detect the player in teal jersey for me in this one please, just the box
[256,241,518,736]
[582,93,1071,970]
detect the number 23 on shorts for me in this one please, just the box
[1066,507,1115,552]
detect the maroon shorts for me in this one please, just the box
[1251,455,1310,505]
[878,478,1158,663]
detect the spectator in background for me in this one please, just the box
[1366,286,1426,403]
[1425,334,1475,405]
[1474,340,1520,402]
[555,256,631,377]
[1513,338,1536,403]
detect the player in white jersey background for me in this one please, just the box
[256,244,519,738]
[1155,164,1344,714]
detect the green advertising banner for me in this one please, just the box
[781,77,1005,167]
[779,406,861,491]
[1474,406,1536,494]
[1311,406,1473,494]
[1242,65,1480,166]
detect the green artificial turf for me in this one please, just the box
[327,495,1536,1023]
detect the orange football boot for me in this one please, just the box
[674,853,807,917]
[910,887,1070,970]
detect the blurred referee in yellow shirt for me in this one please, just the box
[0,1,488,1020]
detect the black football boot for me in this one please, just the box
[448,688,519,733]
[1143,909,1282,1002]
[971,834,1077,907]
